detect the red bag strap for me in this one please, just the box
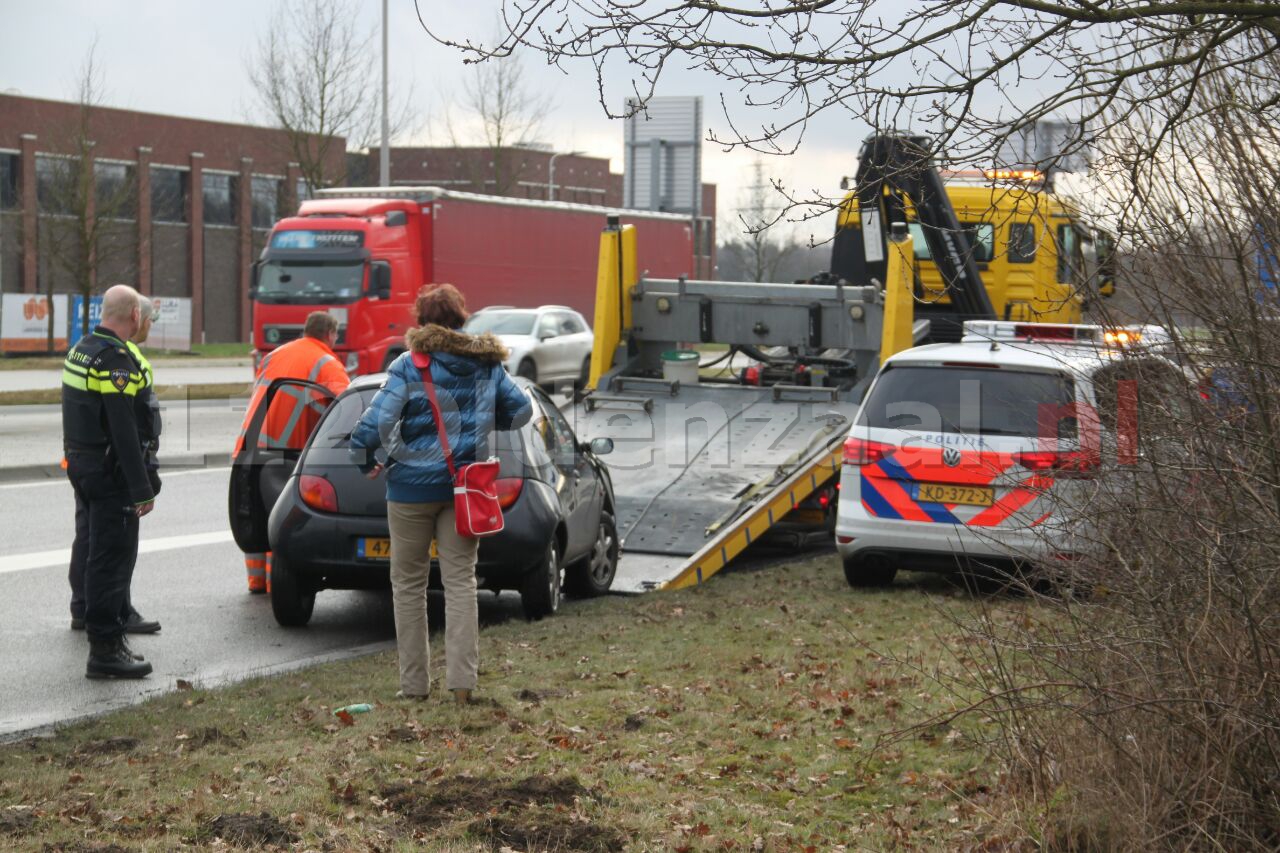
[411,352,456,480]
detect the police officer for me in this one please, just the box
[67,291,162,636]
[62,285,156,679]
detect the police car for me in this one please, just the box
[835,321,1182,587]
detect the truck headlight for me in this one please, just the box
[345,352,360,373]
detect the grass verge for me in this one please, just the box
[0,383,252,407]
[0,342,252,371]
[0,555,1025,851]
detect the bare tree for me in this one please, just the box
[247,0,404,191]
[718,160,800,282]
[418,2,1280,171]
[38,45,138,341]
[444,56,552,196]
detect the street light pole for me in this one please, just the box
[379,0,390,187]
[547,150,583,201]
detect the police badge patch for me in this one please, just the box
[110,368,131,391]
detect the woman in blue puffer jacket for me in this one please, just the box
[350,284,531,704]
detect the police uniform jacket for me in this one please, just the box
[62,327,156,506]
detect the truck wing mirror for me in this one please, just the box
[370,262,392,300]
[250,260,262,299]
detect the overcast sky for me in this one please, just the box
[0,0,868,248]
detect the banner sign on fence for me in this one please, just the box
[68,295,104,348]
[68,294,192,352]
[1,293,69,353]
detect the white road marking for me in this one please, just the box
[0,466,231,491]
[0,530,235,575]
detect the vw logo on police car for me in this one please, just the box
[942,447,963,468]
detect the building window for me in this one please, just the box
[251,176,281,228]
[203,173,238,226]
[295,178,311,204]
[94,162,136,219]
[1009,223,1037,263]
[36,155,76,215]
[0,153,17,210]
[151,166,188,224]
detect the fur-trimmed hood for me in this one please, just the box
[405,324,509,364]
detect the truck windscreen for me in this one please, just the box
[257,260,365,304]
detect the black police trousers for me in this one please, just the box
[68,488,133,623]
[65,452,139,642]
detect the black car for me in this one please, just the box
[229,375,618,626]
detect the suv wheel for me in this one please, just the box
[565,512,618,597]
[842,555,897,588]
[520,539,560,620]
[270,552,316,626]
[517,358,537,382]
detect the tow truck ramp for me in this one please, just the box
[577,219,914,592]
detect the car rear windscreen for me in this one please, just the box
[303,387,531,476]
[858,365,1076,437]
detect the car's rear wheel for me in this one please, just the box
[270,552,316,627]
[842,555,898,588]
[517,358,537,383]
[520,538,561,620]
[565,512,618,597]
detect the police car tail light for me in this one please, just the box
[1014,449,1099,478]
[843,437,895,466]
[300,474,339,512]
[495,477,523,509]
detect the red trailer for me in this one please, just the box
[250,188,697,375]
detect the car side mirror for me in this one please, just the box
[369,262,392,300]
[588,437,614,456]
[539,329,556,341]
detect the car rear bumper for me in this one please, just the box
[269,477,561,591]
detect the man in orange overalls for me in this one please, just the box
[235,311,351,593]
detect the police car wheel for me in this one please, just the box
[842,555,898,588]
[270,552,316,627]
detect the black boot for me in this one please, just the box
[86,637,153,680]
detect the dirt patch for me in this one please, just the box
[0,805,37,835]
[515,688,563,704]
[384,726,421,743]
[623,714,645,731]
[186,727,246,750]
[201,812,298,847]
[41,843,133,853]
[473,811,627,852]
[73,737,138,757]
[381,773,593,827]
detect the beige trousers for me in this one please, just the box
[387,500,480,695]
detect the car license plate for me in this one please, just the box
[916,483,995,507]
[356,538,437,560]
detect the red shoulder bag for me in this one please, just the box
[411,352,504,538]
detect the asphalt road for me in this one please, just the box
[0,359,253,393]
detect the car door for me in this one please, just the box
[532,389,600,561]
[228,377,337,553]
[559,311,593,373]
[533,312,567,380]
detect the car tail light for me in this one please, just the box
[836,535,855,544]
[299,474,339,512]
[495,477,523,509]
[1014,450,1099,479]
[843,437,895,466]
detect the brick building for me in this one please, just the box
[0,94,344,343]
[0,94,717,346]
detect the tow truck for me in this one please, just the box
[571,132,1106,592]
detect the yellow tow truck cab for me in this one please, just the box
[834,172,1115,325]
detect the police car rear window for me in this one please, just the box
[859,365,1076,437]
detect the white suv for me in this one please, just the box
[463,306,594,389]
[835,321,1181,587]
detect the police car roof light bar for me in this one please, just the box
[961,320,1105,344]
